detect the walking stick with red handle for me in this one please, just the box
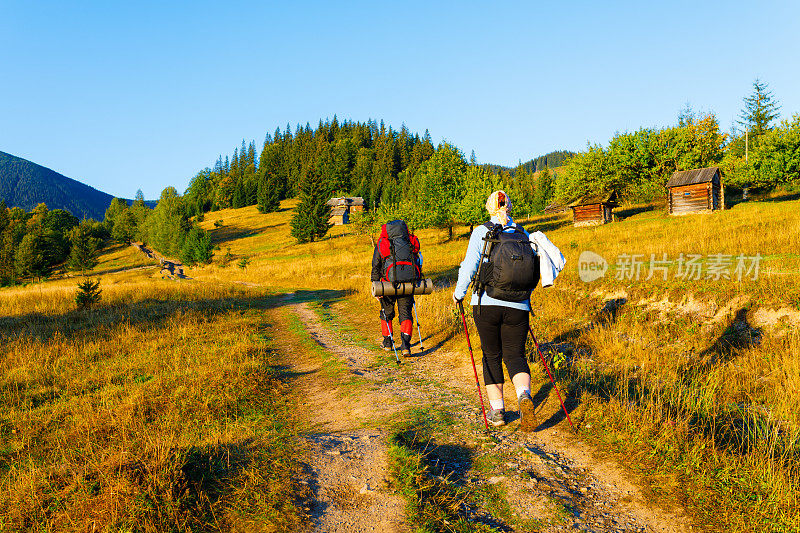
[528,324,575,432]
[457,300,489,431]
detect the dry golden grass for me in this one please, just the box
[3,193,799,531]
[0,273,309,530]
[190,197,800,531]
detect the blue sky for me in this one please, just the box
[2,1,798,199]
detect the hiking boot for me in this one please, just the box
[401,348,412,357]
[488,407,506,427]
[518,391,536,431]
[382,336,394,351]
[400,333,412,354]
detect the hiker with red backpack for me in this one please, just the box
[371,219,422,357]
[452,191,565,430]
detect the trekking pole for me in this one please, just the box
[381,308,401,365]
[412,299,424,352]
[528,324,575,432]
[457,300,490,431]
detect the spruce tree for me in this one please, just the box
[532,167,554,214]
[739,78,780,140]
[257,173,281,213]
[180,225,213,265]
[75,278,102,309]
[68,222,100,274]
[290,167,331,243]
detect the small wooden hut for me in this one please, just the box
[329,206,349,225]
[326,197,366,225]
[666,167,723,215]
[569,191,618,227]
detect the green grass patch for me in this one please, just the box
[387,408,493,533]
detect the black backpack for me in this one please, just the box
[476,222,539,302]
[380,220,421,284]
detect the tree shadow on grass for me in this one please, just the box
[760,191,800,203]
[392,410,513,532]
[699,307,762,365]
[560,305,783,456]
[530,297,627,361]
[209,223,285,245]
[423,265,459,289]
[614,204,659,220]
[524,217,572,233]
[0,289,352,346]
[410,329,457,358]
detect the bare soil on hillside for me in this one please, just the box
[273,294,692,533]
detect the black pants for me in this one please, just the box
[379,295,413,324]
[473,305,530,386]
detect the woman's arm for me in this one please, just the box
[453,226,487,300]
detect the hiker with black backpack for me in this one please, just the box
[371,219,422,357]
[452,191,561,430]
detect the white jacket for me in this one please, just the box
[531,231,565,287]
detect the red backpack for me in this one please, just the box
[378,220,421,283]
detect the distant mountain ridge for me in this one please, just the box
[0,151,118,220]
[484,149,575,175]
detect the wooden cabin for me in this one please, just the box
[329,206,349,225]
[569,191,618,227]
[326,197,366,225]
[666,167,723,215]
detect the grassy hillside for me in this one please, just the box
[2,195,799,531]
[191,198,800,531]
[0,150,116,220]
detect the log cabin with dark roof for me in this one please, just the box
[666,167,724,215]
[569,191,618,227]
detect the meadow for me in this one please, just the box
[1,193,799,531]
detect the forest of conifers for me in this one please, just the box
[178,87,799,239]
[2,81,798,282]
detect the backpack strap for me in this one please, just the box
[390,237,399,288]
[472,222,502,315]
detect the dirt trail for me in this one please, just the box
[275,300,416,533]
[130,242,190,279]
[273,294,692,533]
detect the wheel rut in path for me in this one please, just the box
[278,300,418,533]
[280,297,691,533]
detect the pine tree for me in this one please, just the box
[180,225,213,265]
[257,173,281,213]
[290,167,332,243]
[133,189,146,207]
[532,167,554,214]
[75,278,102,309]
[104,198,128,233]
[739,78,781,140]
[68,222,100,274]
[230,148,240,180]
